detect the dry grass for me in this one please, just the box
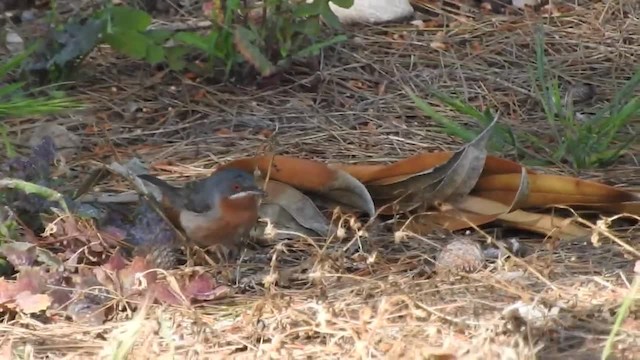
[1,0,640,359]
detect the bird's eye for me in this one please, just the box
[233,184,241,191]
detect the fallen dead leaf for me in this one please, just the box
[258,179,330,238]
[14,291,52,313]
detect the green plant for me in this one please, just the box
[24,0,352,82]
[171,0,352,79]
[601,268,639,360]
[531,27,640,169]
[408,27,639,170]
[0,47,83,118]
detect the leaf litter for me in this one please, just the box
[1,0,640,358]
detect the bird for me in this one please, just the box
[136,168,266,262]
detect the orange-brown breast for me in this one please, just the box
[182,195,260,248]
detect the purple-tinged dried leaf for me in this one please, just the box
[0,278,20,303]
[103,249,128,272]
[0,242,37,267]
[49,287,73,310]
[182,273,228,301]
[15,291,51,313]
[0,242,62,268]
[151,283,184,306]
[117,257,156,297]
[15,267,47,294]
[76,271,112,306]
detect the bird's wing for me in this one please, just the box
[181,180,215,214]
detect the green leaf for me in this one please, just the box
[0,46,35,78]
[0,98,82,117]
[48,19,105,68]
[320,2,343,30]
[406,87,476,142]
[428,87,485,121]
[173,32,211,52]
[0,125,16,157]
[165,46,189,71]
[330,0,354,9]
[103,30,149,59]
[294,0,324,17]
[295,35,346,57]
[0,82,25,99]
[610,67,640,112]
[233,26,276,76]
[291,17,321,37]
[144,29,174,44]
[146,44,165,65]
[109,6,152,32]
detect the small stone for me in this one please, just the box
[565,82,596,104]
[6,31,24,54]
[27,123,81,160]
[435,238,485,274]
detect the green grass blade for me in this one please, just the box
[406,88,476,141]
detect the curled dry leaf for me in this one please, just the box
[257,179,330,238]
[152,273,231,305]
[335,153,533,185]
[460,167,531,217]
[399,210,498,234]
[458,196,590,239]
[362,116,498,213]
[117,257,157,297]
[497,209,590,239]
[473,173,640,215]
[182,273,230,301]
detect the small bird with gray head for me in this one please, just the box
[137,168,266,261]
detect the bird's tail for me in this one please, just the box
[137,174,177,192]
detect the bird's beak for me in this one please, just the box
[229,188,267,199]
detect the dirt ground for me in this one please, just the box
[1,1,640,359]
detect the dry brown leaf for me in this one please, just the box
[398,170,530,236]
[498,211,590,239]
[473,173,640,214]
[15,292,52,313]
[481,156,537,176]
[334,153,531,185]
[400,210,498,234]
[456,196,590,239]
[332,152,452,184]
[365,116,497,213]
[457,168,530,216]
[569,201,640,216]
[213,132,633,239]
[257,179,330,237]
